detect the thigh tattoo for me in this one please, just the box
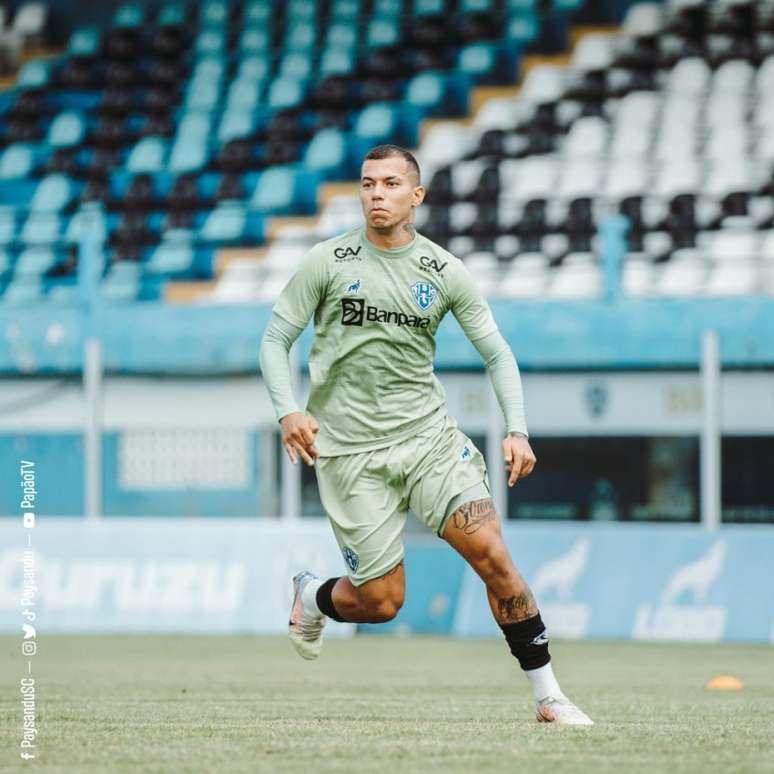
[450,498,497,536]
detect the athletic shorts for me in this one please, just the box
[315,412,489,586]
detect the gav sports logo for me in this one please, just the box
[341,298,430,328]
[334,245,362,262]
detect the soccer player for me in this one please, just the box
[259,144,592,725]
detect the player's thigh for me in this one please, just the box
[315,452,407,588]
[406,416,490,536]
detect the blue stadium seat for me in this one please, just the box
[114,3,144,28]
[218,110,257,144]
[304,128,347,179]
[14,246,57,276]
[101,262,142,301]
[267,78,306,112]
[279,52,314,80]
[414,0,445,15]
[406,72,471,116]
[506,13,539,45]
[461,0,495,10]
[168,136,208,174]
[0,144,35,180]
[201,0,229,27]
[126,138,167,174]
[286,0,317,21]
[68,26,100,57]
[284,22,317,51]
[373,0,402,15]
[319,49,356,78]
[237,56,270,81]
[331,0,362,19]
[367,17,400,48]
[196,30,226,56]
[157,2,186,26]
[16,60,50,90]
[0,249,11,277]
[30,175,75,213]
[185,80,221,111]
[226,79,262,111]
[458,43,519,85]
[65,205,108,245]
[20,214,62,246]
[240,28,271,54]
[325,24,358,50]
[243,2,271,25]
[47,112,86,149]
[177,112,212,140]
[191,57,225,83]
[199,203,262,244]
[145,240,195,274]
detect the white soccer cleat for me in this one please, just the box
[536,695,594,726]
[288,571,326,661]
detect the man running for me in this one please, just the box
[259,144,592,725]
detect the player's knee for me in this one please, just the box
[374,597,402,622]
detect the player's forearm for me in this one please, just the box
[472,331,528,437]
[259,313,305,422]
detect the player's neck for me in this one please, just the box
[365,221,416,251]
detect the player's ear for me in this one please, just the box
[412,185,426,207]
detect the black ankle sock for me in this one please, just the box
[500,613,551,671]
[315,577,346,622]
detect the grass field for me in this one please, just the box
[1,635,772,773]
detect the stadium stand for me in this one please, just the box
[0,0,586,303]
[233,0,774,302]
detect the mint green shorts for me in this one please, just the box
[315,413,490,586]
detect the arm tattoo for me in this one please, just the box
[497,590,537,623]
[450,498,496,536]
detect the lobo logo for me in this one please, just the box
[419,255,447,276]
[633,541,727,642]
[530,538,591,639]
[334,245,362,261]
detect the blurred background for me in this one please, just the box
[0,0,772,643]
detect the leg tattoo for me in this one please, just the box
[497,589,537,623]
[450,498,497,536]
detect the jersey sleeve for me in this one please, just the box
[448,258,499,342]
[272,245,329,329]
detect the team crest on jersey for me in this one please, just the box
[342,546,359,573]
[411,281,437,312]
[460,445,472,461]
[345,278,362,294]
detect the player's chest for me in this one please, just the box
[327,260,448,333]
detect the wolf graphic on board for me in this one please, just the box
[531,537,591,639]
[633,540,727,642]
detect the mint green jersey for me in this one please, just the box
[272,227,498,456]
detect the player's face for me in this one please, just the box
[360,157,425,231]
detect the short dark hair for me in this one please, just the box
[363,144,421,184]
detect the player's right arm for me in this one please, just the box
[259,247,328,465]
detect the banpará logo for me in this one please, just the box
[345,278,361,294]
[460,445,471,461]
[340,298,429,328]
[412,281,437,312]
[419,255,447,276]
[334,245,362,261]
[342,546,359,573]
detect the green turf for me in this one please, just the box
[0,636,772,773]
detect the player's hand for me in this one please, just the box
[502,433,536,487]
[280,412,320,466]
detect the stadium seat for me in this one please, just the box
[30,175,75,213]
[126,138,167,174]
[0,144,36,179]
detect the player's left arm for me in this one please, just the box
[449,262,536,487]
